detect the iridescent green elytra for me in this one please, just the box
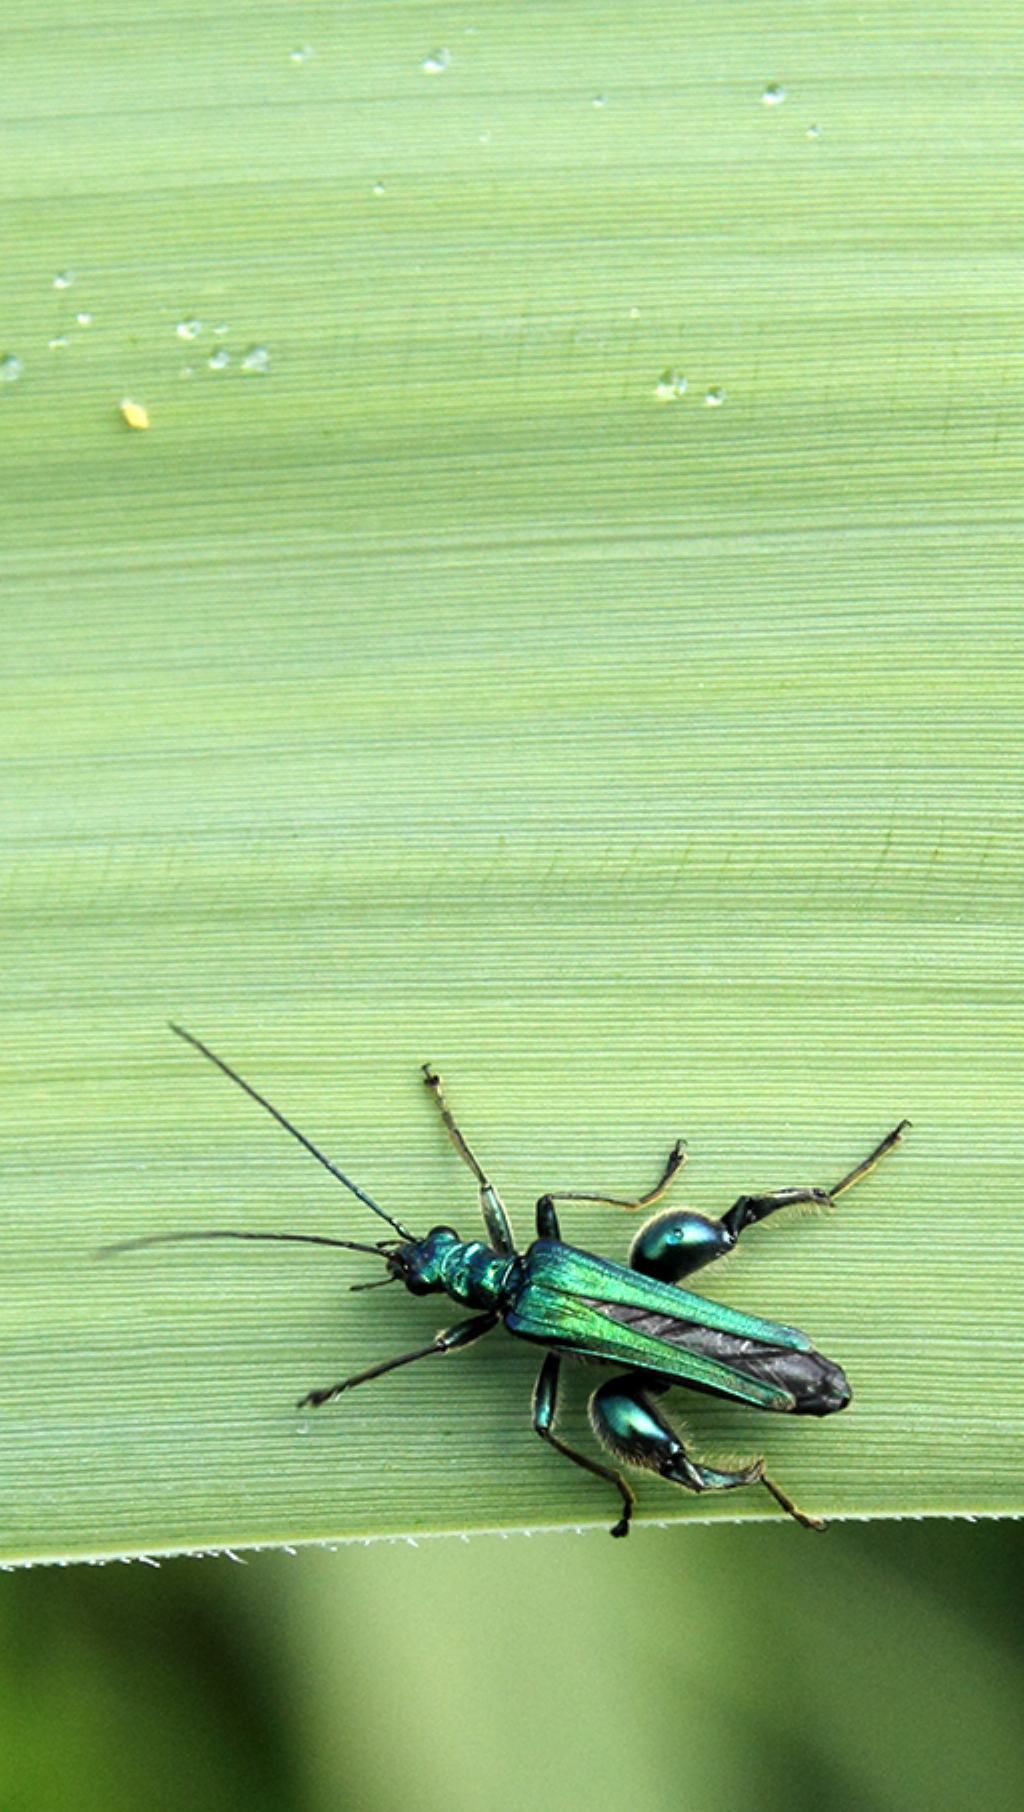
[105,1027,909,1536]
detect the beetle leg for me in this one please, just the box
[827,1119,912,1199]
[297,1312,497,1410]
[535,1196,561,1239]
[629,1209,734,1282]
[532,1354,636,1537]
[536,1139,687,1235]
[421,1064,516,1253]
[720,1120,910,1242]
[589,1376,826,1530]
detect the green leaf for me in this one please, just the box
[3,0,1021,1563]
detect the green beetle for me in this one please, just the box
[106,1026,907,1536]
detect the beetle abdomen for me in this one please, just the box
[677,1328,850,1415]
[595,1301,851,1416]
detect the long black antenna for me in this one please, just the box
[98,1229,390,1260]
[168,1023,416,1241]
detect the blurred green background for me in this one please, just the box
[3,1525,1023,1811]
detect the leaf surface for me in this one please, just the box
[2,0,1021,1561]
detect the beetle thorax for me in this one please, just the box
[395,1227,518,1309]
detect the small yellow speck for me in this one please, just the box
[119,397,150,430]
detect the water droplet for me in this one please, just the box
[422,48,450,75]
[806,122,822,140]
[75,311,93,327]
[704,386,726,407]
[478,129,492,145]
[180,365,195,379]
[592,94,607,109]
[372,178,387,196]
[654,368,687,402]
[628,306,641,319]
[208,347,231,370]
[119,397,150,429]
[241,344,270,373]
[213,323,229,338]
[176,316,202,341]
[48,336,69,351]
[0,353,23,384]
[761,83,786,106]
[53,270,74,290]
[290,45,314,65]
